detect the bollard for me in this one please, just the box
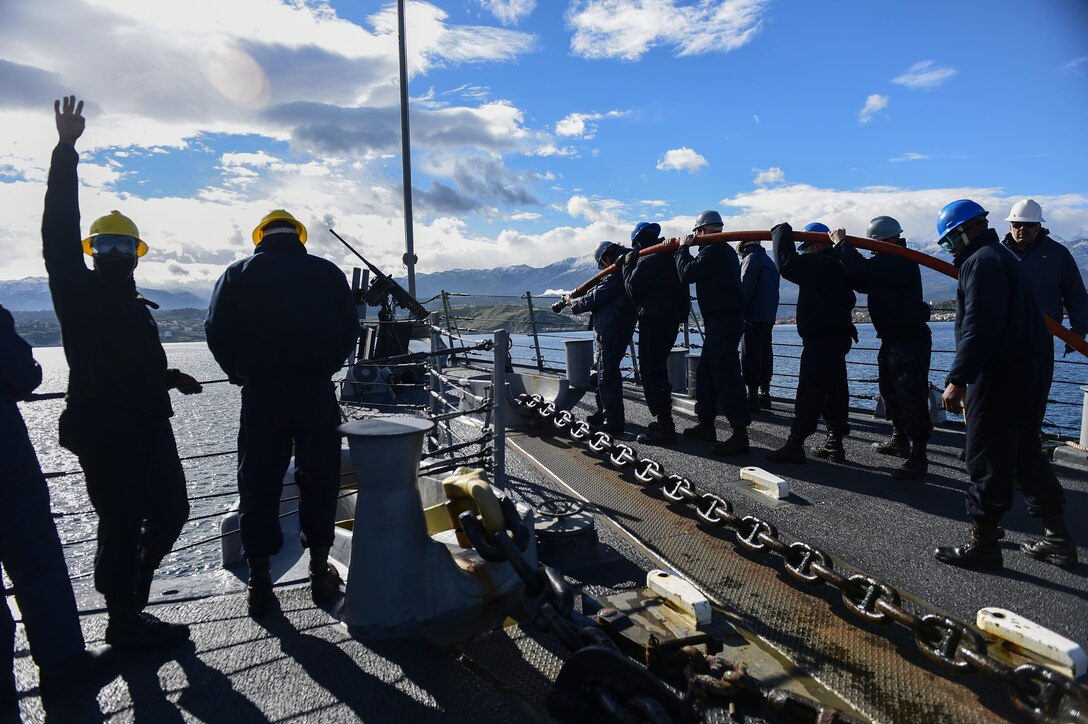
[564,338,595,389]
[685,352,700,400]
[667,347,688,394]
[339,415,534,643]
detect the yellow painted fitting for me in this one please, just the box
[441,467,504,535]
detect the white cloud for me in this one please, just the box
[715,184,1088,250]
[554,110,627,139]
[1062,56,1087,73]
[656,147,708,173]
[858,94,889,124]
[753,114,760,124]
[567,0,770,61]
[478,0,537,25]
[890,152,930,163]
[529,144,578,157]
[566,195,625,224]
[752,166,785,186]
[508,211,542,220]
[892,60,957,90]
[640,199,669,208]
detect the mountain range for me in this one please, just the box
[0,277,209,312]
[3,236,1085,313]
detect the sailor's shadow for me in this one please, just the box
[171,643,270,723]
[113,643,192,724]
[38,686,105,724]
[367,634,536,720]
[255,608,439,720]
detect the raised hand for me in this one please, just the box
[54,96,85,147]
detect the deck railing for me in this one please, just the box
[423,290,1088,440]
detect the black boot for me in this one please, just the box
[586,411,606,425]
[872,428,910,458]
[105,595,190,650]
[758,391,772,410]
[1021,516,1078,567]
[766,434,806,464]
[934,522,1003,569]
[106,612,190,650]
[682,421,717,441]
[712,427,750,457]
[637,415,676,446]
[892,439,928,479]
[810,431,845,463]
[309,547,343,605]
[247,556,275,617]
[747,388,761,412]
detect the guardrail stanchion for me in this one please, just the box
[492,329,508,488]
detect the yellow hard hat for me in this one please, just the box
[81,210,149,257]
[252,209,307,245]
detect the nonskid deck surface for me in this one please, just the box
[7,380,1085,722]
[7,586,528,723]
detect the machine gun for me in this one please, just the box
[329,229,430,321]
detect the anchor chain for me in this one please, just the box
[458,477,861,723]
[512,393,1088,724]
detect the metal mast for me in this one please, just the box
[397,0,417,296]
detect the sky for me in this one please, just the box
[1,0,1086,293]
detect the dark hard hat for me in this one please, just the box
[693,210,723,231]
[593,241,622,266]
[867,216,903,240]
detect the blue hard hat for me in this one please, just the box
[630,222,661,246]
[802,222,830,233]
[936,200,988,239]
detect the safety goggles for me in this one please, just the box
[90,234,139,257]
[938,229,966,255]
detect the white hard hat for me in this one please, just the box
[1005,199,1045,224]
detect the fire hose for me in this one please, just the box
[552,230,1088,359]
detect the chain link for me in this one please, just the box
[840,575,902,626]
[511,396,1088,723]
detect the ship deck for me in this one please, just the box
[7,383,1087,723]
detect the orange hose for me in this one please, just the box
[570,230,1087,359]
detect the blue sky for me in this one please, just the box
[0,0,1086,291]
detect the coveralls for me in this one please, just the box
[0,305,85,697]
[675,242,749,430]
[43,144,190,620]
[739,244,780,397]
[838,242,933,442]
[205,235,359,559]
[622,242,689,421]
[571,262,636,429]
[949,229,1065,524]
[1000,230,1088,399]
[772,224,857,441]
